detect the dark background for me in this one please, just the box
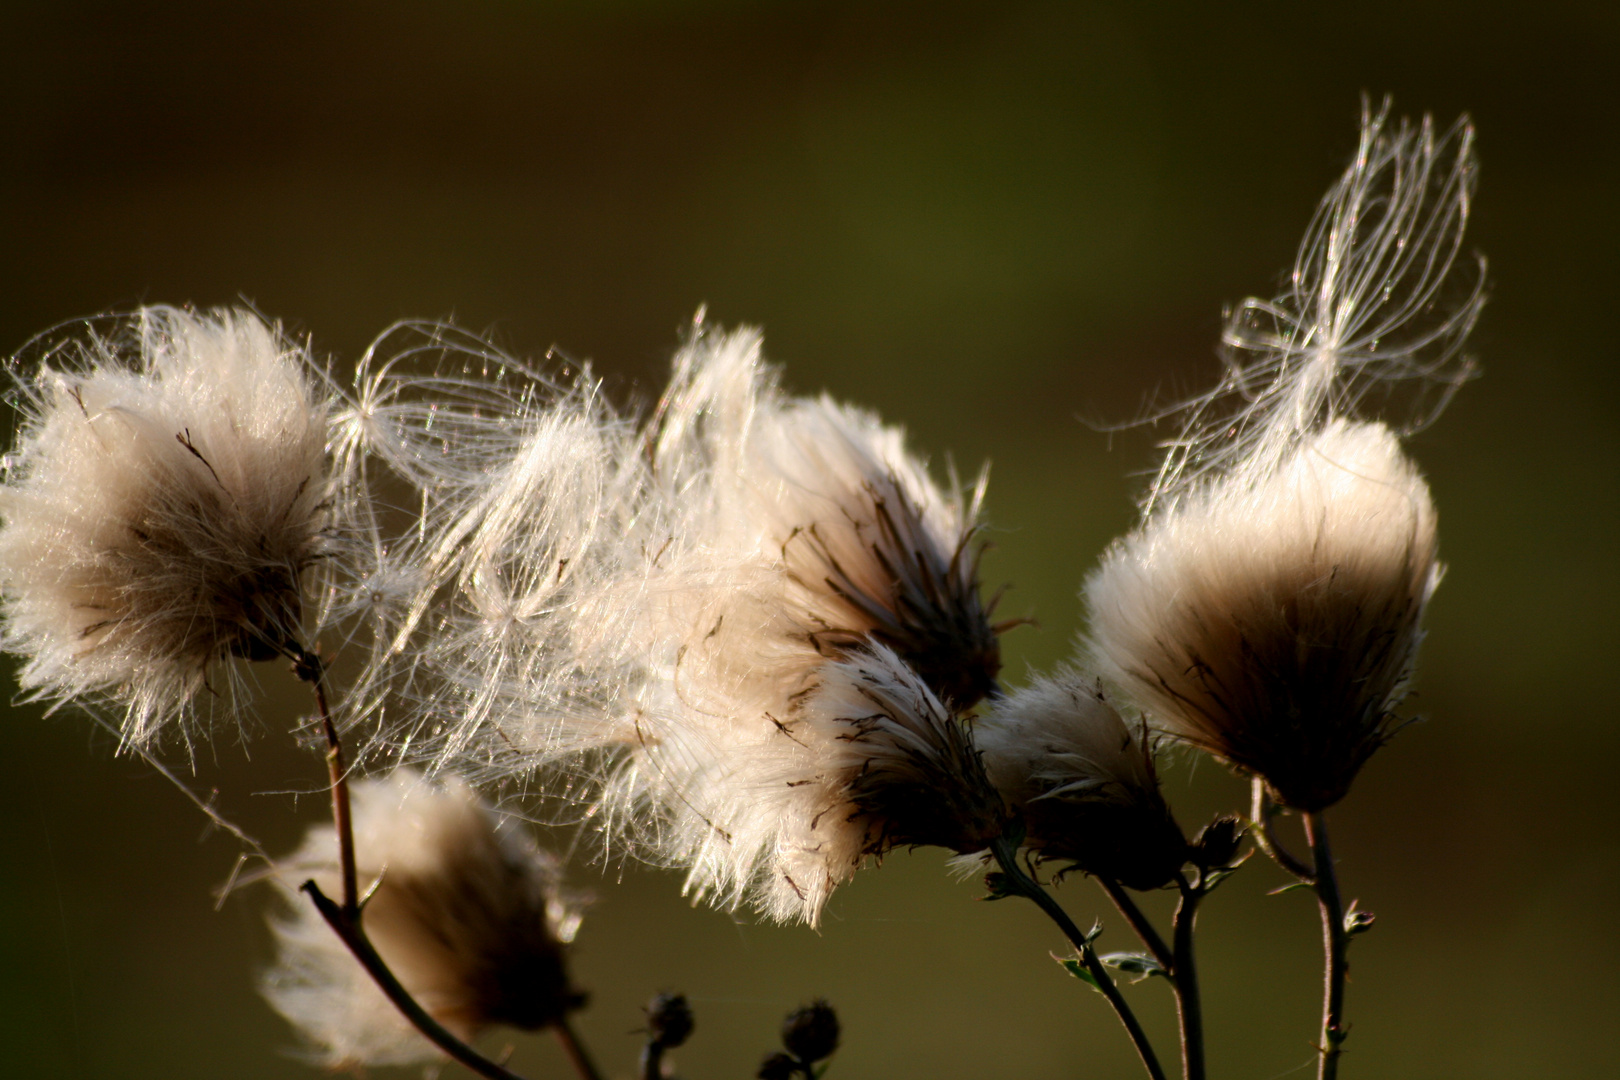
[1,2,1615,1077]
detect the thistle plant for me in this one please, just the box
[0,100,1482,1080]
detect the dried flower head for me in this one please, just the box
[976,672,1186,889]
[650,320,1002,707]
[0,307,331,746]
[1088,419,1440,811]
[262,768,585,1069]
[340,319,1005,925]
[752,643,1007,922]
[1085,105,1476,811]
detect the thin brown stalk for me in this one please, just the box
[990,840,1167,1080]
[1304,812,1348,1080]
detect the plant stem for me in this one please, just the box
[556,1016,607,1080]
[1171,875,1205,1080]
[990,840,1167,1080]
[1096,878,1174,972]
[1250,778,1314,882]
[1304,812,1348,1080]
[304,880,536,1080]
[296,651,358,915]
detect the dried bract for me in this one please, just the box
[976,672,1186,889]
[0,307,331,746]
[262,768,585,1068]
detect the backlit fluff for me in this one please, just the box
[599,324,1002,922]
[650,325,1001,708]
[976,672,1185,889]
[1085,105,1476,811]
[1090,420,1440,811]
[328,323,645,769]
[758,643,1007,921]
[262,768,585,1069]
[0,307,331,747]
[1147,103,1481,514]
[341,319,1002,924]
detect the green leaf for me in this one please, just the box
[1053,953,1100,989]
[1100,951,1167,979]
[1267,881,1312,896]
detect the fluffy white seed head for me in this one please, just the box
[261,768,585,1069]
[649,321,1000,707]
[1087,419,1440,810]
[976,672,1185,889]
[338,317,1003,925]
[755,643,1007,923]
[1147,103,1482,515]
[0,307,332,747]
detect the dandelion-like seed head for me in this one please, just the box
[1087,420,1439,811]
[757,643,1006,922]
[0,307,332,746]
[653,322,1002,708]
[976,672,1186,889]
[262,768,586,1068]
[1087,104,1477,811]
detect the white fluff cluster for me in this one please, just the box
[0,307,332,747]
[262,768,585,1069]
[342,317,1002,924]
[1088,420,1439,810]
[976,672,1185,889]
[1084,106,1473,810]
[753,643,1005,921]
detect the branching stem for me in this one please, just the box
[1250,778,1315,882]
[1097,878,1173,972]
[990,840,1167,1080]
[294,652,603,1080]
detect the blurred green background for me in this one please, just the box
[1,2,1615,1077]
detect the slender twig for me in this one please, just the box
[1250,778,1314,882]
[555,1016,607,1080]
[1097,878,1174,973]
[1304,812,1348,1080]
[303,881,535,1080]
[1171,874,1205,1080]
[990,839,1168,1080]
[294,650,357,915]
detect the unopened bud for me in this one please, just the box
[646,992,695,1049]
[1192,815,1245,869]
[781,999,840,1064]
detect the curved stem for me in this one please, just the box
[1097,878,1174,973]
[990,840,1168,1080]
[1171,876,1205,1080]
[1304,812,1348,1079]
[556,1016,607,1080]
[304,881,534,1080]
[1250,778,1314,882]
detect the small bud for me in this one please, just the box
[758,1051,798,1080]
[1192,815,1245,870]
[1344,901,1376,937]
[781,999,840,1065]
[646,992,695,1049]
